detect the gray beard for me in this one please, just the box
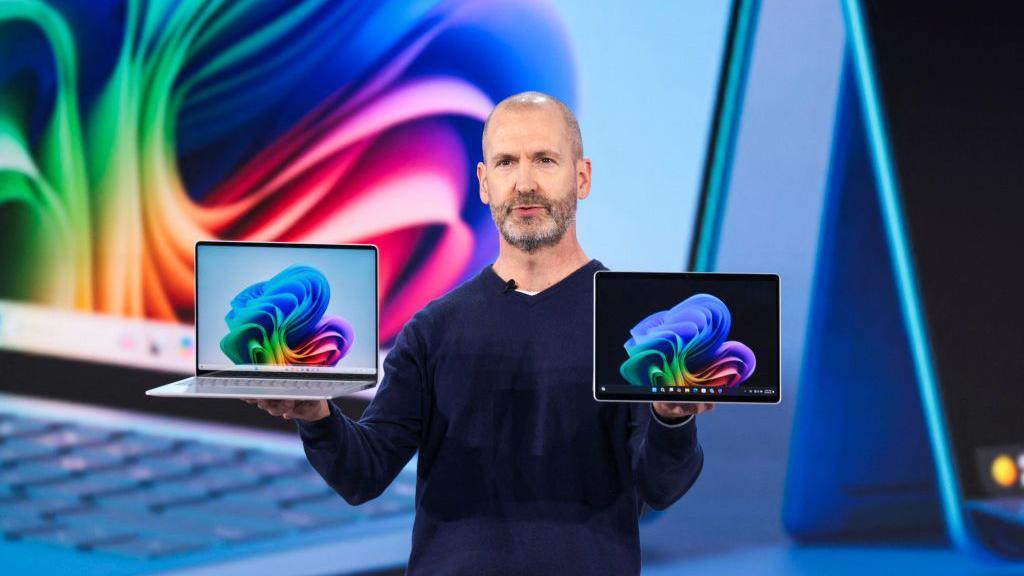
[491,190,576,253]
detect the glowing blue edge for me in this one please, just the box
[841,0,984,556]
[692,0,760,272]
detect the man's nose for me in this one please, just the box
[514,159,537,192]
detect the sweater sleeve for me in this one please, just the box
[628,403,704,510]
[295,312,428,505]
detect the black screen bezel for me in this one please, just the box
[593,271,780,404]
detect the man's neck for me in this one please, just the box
[491,233,591,292]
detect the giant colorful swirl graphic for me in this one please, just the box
[0,0,576,344]
[620,294,756,389]
[220,265,353,366]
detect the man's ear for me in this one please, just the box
[576,157,592,200]
[477,161,490,205]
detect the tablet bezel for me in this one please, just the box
[592,271,781,404]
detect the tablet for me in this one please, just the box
[593,271,780,404]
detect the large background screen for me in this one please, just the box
[0,0,736,392]
[863,1,1024,499]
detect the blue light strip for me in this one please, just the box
[693,0,760,272]
[841,0,974,553]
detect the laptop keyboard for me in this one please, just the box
[0,412,416,559]
[197,377,361,390]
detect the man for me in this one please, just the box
[248,91,712,574]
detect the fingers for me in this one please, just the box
[691,403,715,415]
[668,405,691,418]
[653,400,718,420]
[281,400,315,420]
[653,402,693,418]
[242,399,322,421]
[255,399,296,418]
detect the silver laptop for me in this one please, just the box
[148,241,379,400]
[1,239,414,574]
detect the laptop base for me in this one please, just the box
[147,376,374,400]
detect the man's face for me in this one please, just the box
[477,105,590,253]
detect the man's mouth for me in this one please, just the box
[512,205,546,216]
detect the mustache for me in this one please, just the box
[504,191,552,214]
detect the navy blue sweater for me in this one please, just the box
[297,260,704,575]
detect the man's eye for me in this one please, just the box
[496,160,512,167]
[539,157,554,164]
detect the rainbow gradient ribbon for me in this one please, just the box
[620,294,756,389]
[0,0,576,343]
[220,265,353,366]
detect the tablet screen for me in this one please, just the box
[594,272,779,404]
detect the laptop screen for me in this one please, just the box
[196,243,377,377]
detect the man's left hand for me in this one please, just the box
[652,402,715,420]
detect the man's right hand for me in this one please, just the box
[243,399,330,422]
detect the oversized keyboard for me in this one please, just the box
[0,412,415,560]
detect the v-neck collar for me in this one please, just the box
[483,259,603,305]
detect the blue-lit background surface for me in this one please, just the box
[565,0,731,271]
[637,0,846,568]
[642,0,1023,572]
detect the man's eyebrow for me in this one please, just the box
[488,149,562,163]
[489,152,517,163]
[531,149,561,159]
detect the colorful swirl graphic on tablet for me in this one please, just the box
[620,294,756,389]
[0,0,576,344]
[219,265,353,366]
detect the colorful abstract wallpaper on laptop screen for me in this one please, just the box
[219,265,354,367]
[0,0,576,344]
[620,294,756,390]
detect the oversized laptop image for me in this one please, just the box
[786,0,1024,559]
[0,242,412,576]
[0,0,759,572]
[593,272,780,405]
[148,242,378,400]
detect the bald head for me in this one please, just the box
[482,91,583,161]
